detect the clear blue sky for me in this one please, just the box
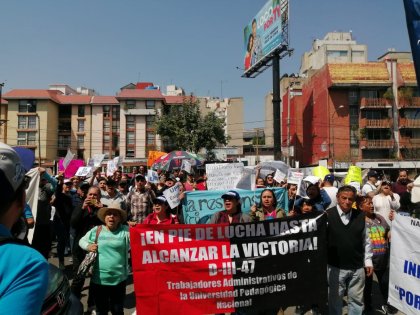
[0,0,410,130]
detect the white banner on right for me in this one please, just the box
[388,215,420,314]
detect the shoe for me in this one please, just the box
[381,304,398,314]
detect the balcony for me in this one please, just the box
[398,97,420,108]
[399,117,420,128]
[359,118,392,128]
[360,98,392,109]
[360,139,394,149]
[399,138,420,148]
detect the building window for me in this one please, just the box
[146,115,155,128]
[126,116,135,129]
[361,90,378,99]
[103,105,110,118]
[16,133,35,146]
[349,91,358,106]
[112,120,119,133]
[28,116,36,129]
[146,100,155,109]
[126,100,136,109]
[58,135,71,148]
[103,120,110,132]
[78,105,85,117]
[18,100,37,113]
[18,116,26,129]
[78,120,85,132]
[146,131,155,145]
[126,131,135,145]
[327,50,348,58]
[103,134,110,144]
[77,135,84,148]
[126,149,135,158]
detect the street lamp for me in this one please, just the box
[330,105,344,173]
[286,80,298,166]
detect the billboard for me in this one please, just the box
[243,0,289,75]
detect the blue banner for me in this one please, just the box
[182,188,288,224]
[404,0,420,92]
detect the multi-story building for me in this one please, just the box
[1,82,245,167]
[282,51,420,170]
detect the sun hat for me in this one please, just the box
[97,200,127,223]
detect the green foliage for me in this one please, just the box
[155,97,229,154]
[398,87,414,99]
[383,87,394,100]
[252,136,265,145]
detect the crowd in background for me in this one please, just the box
[13,158,420,314]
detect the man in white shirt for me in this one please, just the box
[362,170,379,197]
[323,174,338,209]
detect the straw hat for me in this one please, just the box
[97,200,127,223]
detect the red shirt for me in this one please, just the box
[143,212,179,224]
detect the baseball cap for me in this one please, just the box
[367,170,378,178]
[0,143,27,200]
[324,174,335,183]
[153,196,168,204]
[221,190,241,200]
[166,175,177,182]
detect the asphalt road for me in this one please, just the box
[49,249,404,315]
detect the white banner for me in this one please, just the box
[389,215,420,315]
[63,149,75,169]
[75,166,92,177]
[163,184,181,209]
[206,163,244,191]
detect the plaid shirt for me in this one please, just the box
[126,189,154,223]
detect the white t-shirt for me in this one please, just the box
[323,186,338,209]
[372,193,400,226]
[362,181,377,196]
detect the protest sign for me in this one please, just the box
[273,169,286,184]
[63,149,75,169]
[147,170,159,184]
[113,156,123,167]
[107,160,118,177]
[344,166,362,184]
[206,163,244,191]
[130,213,327,315]
[182,188,287,224]
[87,158,94,167]
[163,184,181,209]
[181,159,192,174]
[92,154,105,167]
[312,166,329,179]
[75,166,92,177]
[58,159,85,178]
[389,215,420,315]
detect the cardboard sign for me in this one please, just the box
[147,170,159,184]
[92,154,106,167]
[274,169,286,183]
[206,163,244,191]
[75,166,92,177]
[107,160,117,177]
[163,183,181,209]
[181,160,192,174]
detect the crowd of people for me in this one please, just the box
[1,141,419,314]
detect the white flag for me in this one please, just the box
[63,149,75,169]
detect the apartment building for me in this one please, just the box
[282,51,420,169]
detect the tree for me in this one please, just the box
[155,97,229,157]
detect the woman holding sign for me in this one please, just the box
[143,196,179,224]
[250,189,286,221]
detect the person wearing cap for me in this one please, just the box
[100,178,126,212]
[143,196,179,224]
[127,174,155,225]
[372,180,400,226]
[79,200,130,315]
[209,190,251,224]
[0,142,49,314]
[361,170,379,197]
[322,174,338,210]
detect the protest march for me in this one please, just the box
[1,143,419,315]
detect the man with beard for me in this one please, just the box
[392,169,412,197]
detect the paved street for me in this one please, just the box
[49,248,404,315]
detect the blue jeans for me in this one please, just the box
[328,265,365,315]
